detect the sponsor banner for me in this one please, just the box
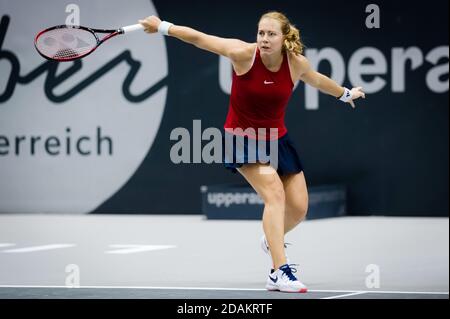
[202,184,346,220]
[0,0,167,213]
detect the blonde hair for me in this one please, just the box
[259,11,304,56]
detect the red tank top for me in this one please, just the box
[224,47,294,140]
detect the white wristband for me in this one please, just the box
[339,87,353,102]
[158,21,173,36]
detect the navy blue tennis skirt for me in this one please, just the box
[222,132,304,176]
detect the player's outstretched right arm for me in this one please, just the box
[139,16,251,62]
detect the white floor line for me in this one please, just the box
[322,292,368,299]
[105,245,176,254]
[0,285,266,291]
[0,285,448,295]
[1,244,76,253]
[312,289,449,295]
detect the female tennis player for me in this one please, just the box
[139,11,365,293]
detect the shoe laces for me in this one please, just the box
[281,264,299,282]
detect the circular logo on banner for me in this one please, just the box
[0,0,167,213]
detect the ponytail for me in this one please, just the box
[284,24,303,55]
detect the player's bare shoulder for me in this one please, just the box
[228,43,256,76]
[229,42,256,63]
[288,52,311,82]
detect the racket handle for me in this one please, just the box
[121,24,144,34]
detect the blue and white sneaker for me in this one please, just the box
[260,235,291,268]
[266,264,308,293]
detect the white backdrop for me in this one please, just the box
[0,0,168,213]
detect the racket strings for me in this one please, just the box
[36,27,98,60]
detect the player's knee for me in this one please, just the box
[292,198,309,222]
[263,180,285,207]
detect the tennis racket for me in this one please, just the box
[34,23,144,62]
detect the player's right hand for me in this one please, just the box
[139,16,161,34]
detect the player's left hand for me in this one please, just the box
[348,87,366,108]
